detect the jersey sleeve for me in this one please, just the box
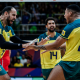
[60,24,73,39]
[57,32,61,36]
[9,27,15,37]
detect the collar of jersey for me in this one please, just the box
[46,32,56,36]
[0,19,3,26]
[0,19,8,29]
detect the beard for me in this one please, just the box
[6,16,12,26]
[48,27,55,32]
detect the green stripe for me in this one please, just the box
[0,19,3,26]
[60,35,68,39]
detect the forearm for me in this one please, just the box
[34,45,47,50]
[32,37,66,50]
[0,34,22,49]
[10,36,29,43]
[1,42,22,49]
[32,42,59,50]
[60,50,65,57]
[60,43,66,57]
[59,42,66,50]
[22,36,67,52]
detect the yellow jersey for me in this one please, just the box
[38,32,61,69]
[0,20,15,58]
[60,19,80,61]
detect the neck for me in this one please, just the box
[1,16,7,28]
[2,20,7,28]
[70,16,80,23]
[47,31,55,37]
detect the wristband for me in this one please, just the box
[35,42,37,45]
[29,39,38,45]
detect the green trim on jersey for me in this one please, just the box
[60,19,80,39]
[0,20,15,58]
[60,19,80,61]
[38,32,61,69]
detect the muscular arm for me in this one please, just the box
[60,43,66,57]
[33,36,67,50]
[59,42,66,50]
[60,49,65,57]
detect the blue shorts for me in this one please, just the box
[56,61,80,80]
[0,64,7,75]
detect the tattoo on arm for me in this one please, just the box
[57,47,66,50]
[34,45,47,50]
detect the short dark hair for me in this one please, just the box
[1,6,13,15]
[67,4,80,12]
[45,17,55,25]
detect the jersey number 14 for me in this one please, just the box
[50,52,57,59]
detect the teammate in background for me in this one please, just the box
[37,17,65,80]
[23,4,80,80]
[0,6,49,80]
[0,50,11,72]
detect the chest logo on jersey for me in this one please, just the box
[62,30,66,36]
[7,33,10,38]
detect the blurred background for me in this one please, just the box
[0,1,80,80]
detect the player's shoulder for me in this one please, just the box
[7,26,13,31]
[38,32,46,38]
[0,22,3,29]
[64,20,80,32]
[55,32,61,36]
[7,26,12,29]
[66,19,80,29]
[73,19,80,24]
[64,23,73,32]
[38,32,47,41]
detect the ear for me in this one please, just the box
[55,24,56,28]
[69,11,73,16]
[45,25,47,28]
[4,11,8,17]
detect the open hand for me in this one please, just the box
[38,35,51,45]
[22,45,38,51]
